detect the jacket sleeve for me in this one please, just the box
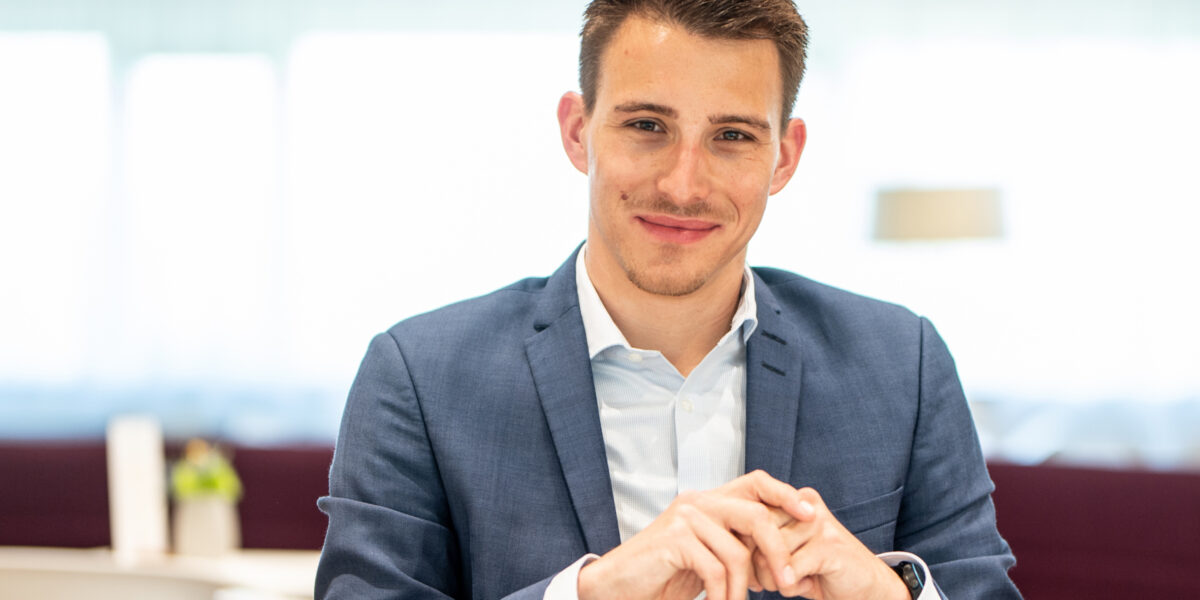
[896,318,1022,598]
[314,332,556,600]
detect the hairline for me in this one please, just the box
[583,10,795,125]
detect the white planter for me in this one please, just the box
[173,496,241,556]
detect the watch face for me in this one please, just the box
[894,561,924,596]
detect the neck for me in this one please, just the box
[584,247,744,377]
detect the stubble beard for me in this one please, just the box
[612,193,731,297]
[619,246,710,297]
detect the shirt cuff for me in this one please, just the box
[543,553,600,600]
[878,551,938,600]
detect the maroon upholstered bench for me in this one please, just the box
[0,441,112,548]
[989,461,1200,598]
[232,444,332,549]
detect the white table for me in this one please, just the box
[0,546,320,600]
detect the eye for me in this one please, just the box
[717,129,753,142]
[629,119,664,133]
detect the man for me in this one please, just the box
[316,1,1020,599]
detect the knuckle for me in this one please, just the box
[663,518,687,536]
[748,502,769,521]
[674,503,702,523]
[820,525,840,543]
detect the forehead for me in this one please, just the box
[594,15,784,126]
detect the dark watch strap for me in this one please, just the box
[891,561,924,599]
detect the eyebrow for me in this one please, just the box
[709,114,771,133]
[613,101,677,118]
[612,102,771,133]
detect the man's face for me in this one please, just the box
[561,16,804,297]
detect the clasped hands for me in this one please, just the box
[577,470,908,600]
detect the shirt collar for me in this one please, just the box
[575,244,758,360]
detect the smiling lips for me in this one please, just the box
[636,214,721,244]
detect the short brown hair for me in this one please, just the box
[579,0,809,123]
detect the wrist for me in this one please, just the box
[883,569,910,600]
[577,556,604,600]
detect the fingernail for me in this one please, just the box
[782,565,797,586]
[798,501,815,517]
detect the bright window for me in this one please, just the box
[1,7,1197,465]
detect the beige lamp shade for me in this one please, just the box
[874,187,1003,240]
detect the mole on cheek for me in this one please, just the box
[620,192,629,201]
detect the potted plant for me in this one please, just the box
[169,438,243,556]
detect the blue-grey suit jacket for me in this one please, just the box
[316,249,1020,599]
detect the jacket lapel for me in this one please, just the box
[524,248,622,555]
[744,272,804,484]
[522,257,805,554]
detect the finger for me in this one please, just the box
[778,512,819,552]
[767,504,795,529]
[737,534,764,592]
[785,546,826,598]
[692,492,794,589]
[682,505,753,600]
[724,470,812,521]
[676,529,730,600]
[775,490,824,552]
[793,575,818,599]
[794,487,827,516]
[751,549,777,592]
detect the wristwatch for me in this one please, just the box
[891,561,924,599]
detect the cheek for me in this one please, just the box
[723,172,772,210]
[727,179,771,233]
[595,144,657,185]
[717,154,773,186]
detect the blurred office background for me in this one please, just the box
[4,2,1200,597]
[2,0,1199,461]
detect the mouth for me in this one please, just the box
[635,215,721,244]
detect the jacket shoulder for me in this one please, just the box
[754,267,915,317]
[386,275,553,343]
[752,267,923,343]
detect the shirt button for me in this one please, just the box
[627,352,642,362]
[681,398,694,412]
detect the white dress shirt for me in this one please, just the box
[545,247,936,600]
[578,249,757,542]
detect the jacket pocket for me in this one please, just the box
[828,485,904,553]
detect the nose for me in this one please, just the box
[655,140,712,205]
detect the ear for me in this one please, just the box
[769,118,807,195]
[557,91,590,175]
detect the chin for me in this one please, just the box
[625,266,710,297]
